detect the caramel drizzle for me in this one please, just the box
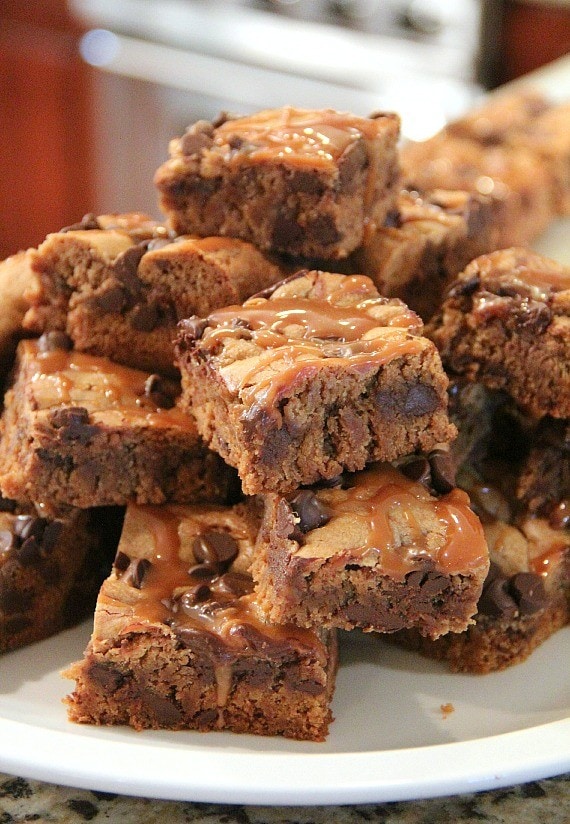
[123,506,327,708]
[205,288,424,405]
[315,464,487,578]
[25,341,193,430]
[214,107,381,168]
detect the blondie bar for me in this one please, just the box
[23,212,282,376]
[64,501,337,740]
[0,336,235,510]
[175,270,455,495]
[427,248,570,419]
[155,107,401,259]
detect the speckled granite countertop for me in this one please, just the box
[0,772,568,823]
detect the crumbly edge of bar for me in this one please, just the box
[64,626,336,741]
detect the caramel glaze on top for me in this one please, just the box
[210,107,397,171]
[295,463,488,580]
[468,248,570,301]
[23,340,195,430]
[116,504,328,664]
[196,272,428,407]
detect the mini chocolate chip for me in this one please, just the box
[60,213,100,233]
[178,315,208,340]
[509,572,548,616]
[114,551,130,572]
[211,571,254,598]
[129,302,160,332]
[0,530,15,553]
[144,373,176,409]
[192,530,239,569]
[37,331,73,352]
[428,450,456,493]
[400,456,431,487]
[448,273,480,298]
[289,490,330,535]
[403,384,439,416]
[124,558,152,589]
[0,496,16,513]
[478,577,518,619]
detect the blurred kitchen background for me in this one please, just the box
[1,0,569,258]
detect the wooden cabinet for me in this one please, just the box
[0,1,95,258]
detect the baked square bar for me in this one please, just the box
[392,383,569,672]
[251,457,488,637]
[64,501,337,740]
[175,270,456,495]
[0,500,123,653]
[351,188,498,321]
[154,107,401,259]
[0,336,235,510]
[400,134,553,247]
[427,248,570,419]
[23,212,282,376]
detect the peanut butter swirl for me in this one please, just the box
[297,464,488,579]
[200,273,426,407]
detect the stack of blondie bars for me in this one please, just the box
[0,95,567,741]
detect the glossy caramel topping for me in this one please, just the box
[476,250,570,299]
[213,107,384,169]
[202,276,425,405]
[299,464,487,578]
[24,340,194,430]
[123,505,327,660]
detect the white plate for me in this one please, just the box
[0,620,569,805]
[2,209,569,808]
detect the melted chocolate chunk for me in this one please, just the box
[113,243,148,295]
[88,284,129,315]
[87,660,124,692]
[178,584,212,611]
[478,576,518,619]
[192,530,239,570]
[37,331,73,352]
[403,384,439,417]
[289,490,330,535]
[129,303,160,332]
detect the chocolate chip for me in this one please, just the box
[448,273,480,298]
[384,209,402,228]
[60,213,100,233]
[0,529,15,553]
[403,384,439,416]
[113,243,148,295]
[129,302,160,332]
[13,515,48,543]
[478,577,518,619]
[0,497,16,513]
[211,571,254,598]
[289,490,330,534]
[88,284,128,314]
[178,584,212,612]
[50,407,99,444]
[178,315,208,340]
[144,373,176,409]
[87,661,124,692]
[400,456,431,487]
[187,563,218,580]
[509,572,548,616]
[192,530,239,570]
[518,302,552,333]
[113,551,130,572]
[123,558,152,589]
[37,331,73,352]
[428,449,456,494]
[180,120,215,155]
